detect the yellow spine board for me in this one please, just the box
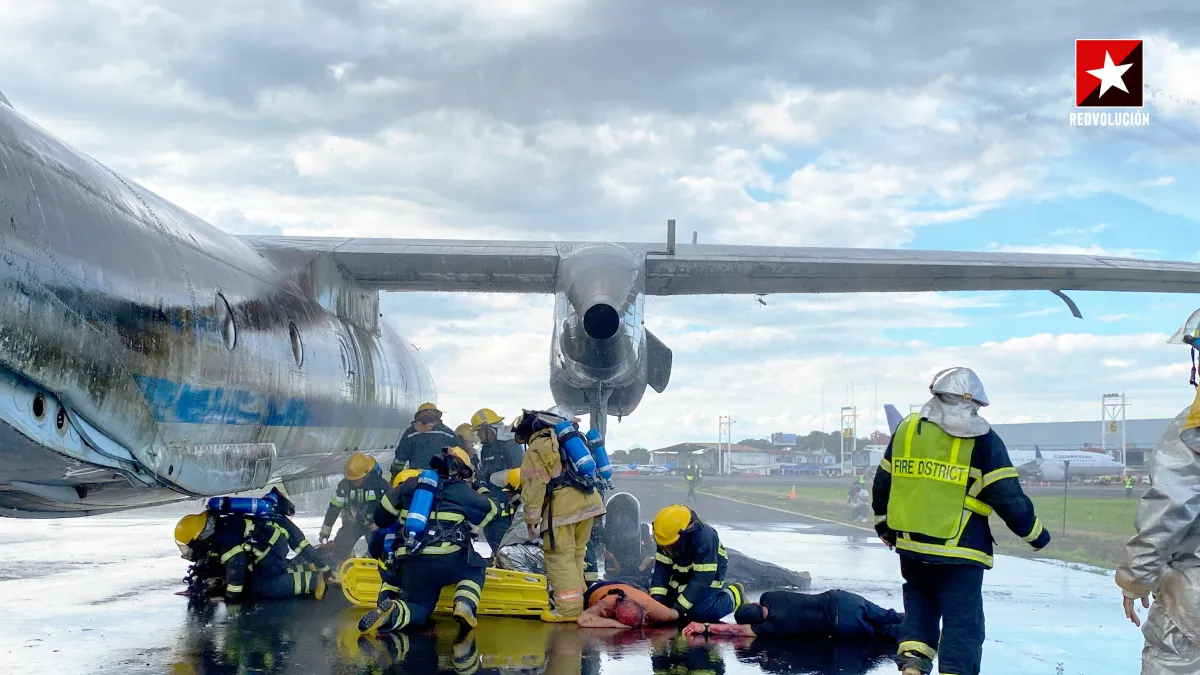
[338,558,550,616]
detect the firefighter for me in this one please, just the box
[366,468,422,600]
[1117,312,1200,675]
[455,423,479,465]
[319,452,389,562]
[649,504,745,623]
[473,408,524,481]
[174,509,330,604]
[360,447,497,634]
[685,589,903,640]
[684,462,701,503]
[872,367,1051,675]
[514,409,606,622]
[391,403,459,476]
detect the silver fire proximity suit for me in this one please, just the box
[1116,397,1200,675]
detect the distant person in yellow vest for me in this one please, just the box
[872,367,1051,675]
[1117,311,1200,675]
[1125,474,1135,499]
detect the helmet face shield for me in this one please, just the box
[1168,309,1200,345]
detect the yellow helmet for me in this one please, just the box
[653,505,692,547]
[175,512,209,546]
[344,452,377,481]
[471,408,504,429]
[503,468,521,491]
[392,468,421,488]
[455,423,474,439]
[447,446,473,471]
[417,402,441,414]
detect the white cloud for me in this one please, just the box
[1,1,1199,455]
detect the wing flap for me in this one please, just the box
[645,329,673,394]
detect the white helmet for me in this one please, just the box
[1168,309,1200,345]
[546,405,579,422]
[929,367,989,407]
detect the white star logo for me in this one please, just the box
[1086,50,1133,99]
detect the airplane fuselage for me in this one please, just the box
[0,101,433,516]
[1010,449,1126,481]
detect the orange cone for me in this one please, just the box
[788,486,796,500]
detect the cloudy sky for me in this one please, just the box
[4,1,1200,451]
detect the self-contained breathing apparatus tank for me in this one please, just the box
[206,496,272,518]
[403,470,441,554]
[554,420,598,478]
[586,429,612,481]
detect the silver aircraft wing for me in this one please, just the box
[240,236,1200,296]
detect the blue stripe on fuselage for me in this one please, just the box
[131,374,408,428]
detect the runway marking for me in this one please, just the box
[695,490,877,533]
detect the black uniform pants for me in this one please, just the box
[898,558,985,675]
[251,567,321,599]
[386,553,486,630]
[333,519,372,561]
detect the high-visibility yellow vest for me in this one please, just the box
[887,415,976,540]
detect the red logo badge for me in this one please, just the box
[1075,39,1143,107]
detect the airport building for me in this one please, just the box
[989,418,1173,468]
[651,416,1174,476]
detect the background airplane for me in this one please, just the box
[0,92,1192,517]
[883,405,1127,481]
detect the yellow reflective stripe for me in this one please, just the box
[477,500,498,529]
[895,538,994,567]
[226,584,244,593]
[419,543,463,555]
[709,580,723,588]
[967,468,984,497]
[982,467,1019,489]
[1022,518,1044,543]
[269,524,284,545]
[293,571,302,594]
[672,564,690,573]
[655,553,672,564]
[668,579,681,589]
[295,539,310,552]
[382,495,400,515]
[717,545,727,559]
[220,546,244,563]
[692,563,719,572]
[381,583,400,594]
[677,595,694,610]
[901,417,919,458]
[649,587,668,596]
[431,511,466,523]
[879,458,892,473]
[873,514,887,525]
[459,579,483,597]
[949,437,962,465]
[964,496,993,517]
[899,641,937,660]
[330,498,345,508]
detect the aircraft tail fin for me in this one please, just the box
[1034,446,1044,464]
[884,404,904,435]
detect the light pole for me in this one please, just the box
[1102,393,1128,464]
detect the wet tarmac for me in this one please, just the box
[0,481,1142,675]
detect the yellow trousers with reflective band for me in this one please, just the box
[543,519,593,617]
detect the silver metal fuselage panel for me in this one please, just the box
[0,103,432,516]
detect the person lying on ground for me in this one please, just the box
[577,581,681,628]
[683,589,903,640]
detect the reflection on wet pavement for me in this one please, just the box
[0,483,1143,675]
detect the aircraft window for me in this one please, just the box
[217,293,237,351]
[32,393,45,420]
[289,321,304,368]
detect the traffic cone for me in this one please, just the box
[788,486,796,500]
